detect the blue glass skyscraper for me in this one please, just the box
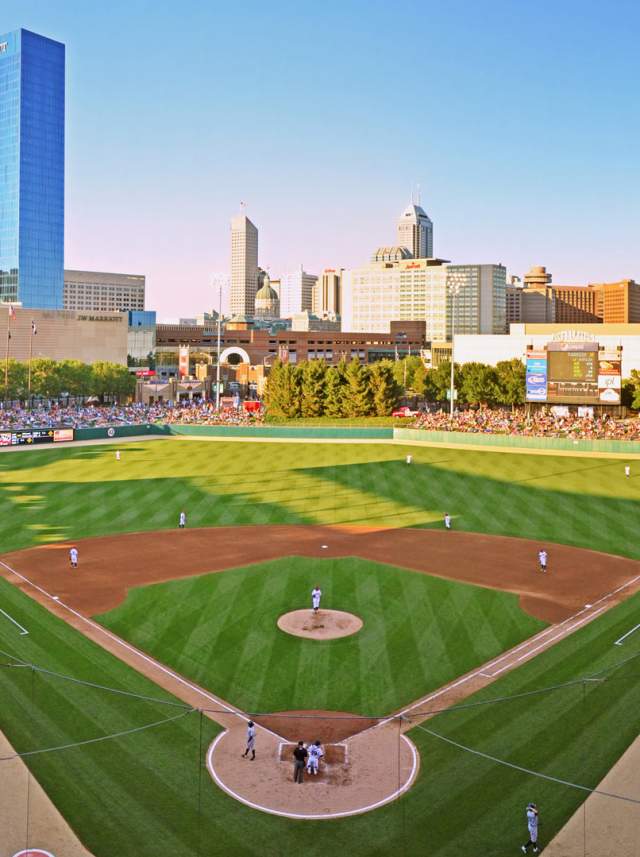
[0,29,65,309]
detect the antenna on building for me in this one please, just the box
[416,183,421,205]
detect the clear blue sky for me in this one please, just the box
[3,0,639,318]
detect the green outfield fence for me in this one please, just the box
[13,423,640,453]
[393,427,640,455]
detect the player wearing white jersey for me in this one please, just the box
[179,511,186,529]
[521,802,539,852]
[69,547,78,569]
[306,740,324,775]
[538,550,547,573]
[242,720,256,760]
[444,513,451,530]
[311,586,322,613]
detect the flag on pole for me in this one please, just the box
[31,320,37,335]
[8,305,15,319]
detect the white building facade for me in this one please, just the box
[278,266,318,317]
[397,203,433,258]
[63,270,145,312]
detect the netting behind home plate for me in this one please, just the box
[2,649,640,857]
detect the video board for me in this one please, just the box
[525,343,622,405]
[0,428,75,447]
[547,344,599,403]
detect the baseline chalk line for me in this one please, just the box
[614,622,640,646]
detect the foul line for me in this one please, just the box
[0,558,284,744]
[0,607,28,635]
[614,623,640,646]
[206,731,418,820]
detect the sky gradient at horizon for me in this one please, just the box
[3,0,639,319]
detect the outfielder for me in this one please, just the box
[242,720,256,760]
[115,450,121,461]
[444,513,451,530]
[625,464,631,478]
[69,547,78,569]
[178,511,186,529]
[521,802,539,853]
[306,740,324,775]
[538,549,547,573]
[311,586,322,613]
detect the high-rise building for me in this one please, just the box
[342,256,505,337]
[397,203,433,259]
[0,29,65,309]
[313,269,342,317]
[63,270,145,312]
[278,266,318,317]
[230,214,258,315]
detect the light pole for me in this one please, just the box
[449,285,460,419]
[215,287,222,409]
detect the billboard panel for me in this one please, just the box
[546,345,599,403]
[178,346,189,378]
[525,351,547,402]
[598,352,622,404]
[0,428,75,447]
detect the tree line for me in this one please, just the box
[2,358,136,401]
[264,357,530,417]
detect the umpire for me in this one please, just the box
[293,741,308,783]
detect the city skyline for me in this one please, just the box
[1,1,639,319]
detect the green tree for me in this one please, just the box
[91,362,135,401]
[412,361,429,398]
[369,360,401,416]
[426,361,463,403]
[344,358,372,417]
[392,355,423,393]
[495,359,526,408]
[627,370,640,409]
[300,360,327,417]
[3,360,28,400]
[263,360,302,418]
[324,362,347,417]
[54,360,93,397]
[459,362,500,405]
[30,358,62,398]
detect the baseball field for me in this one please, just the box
[1,437,640,856]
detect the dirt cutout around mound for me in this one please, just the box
[277,609,363,640]
[3,525,640,823]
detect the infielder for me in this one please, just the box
[444,513,451,530]
[178,511,186,529]
[306,740,324,775]
[242,720,256,760]
[311,586,322,613]
[538,549,547,573]
[521,802,539,853]
[69,547,78,569]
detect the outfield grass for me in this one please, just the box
[1,439,640,856]
[0,439,638,557]
[96,557,545,715]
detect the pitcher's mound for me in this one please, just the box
[277,609,363,640]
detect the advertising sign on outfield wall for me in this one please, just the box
[525,350,548,401]
[0,428,74,446]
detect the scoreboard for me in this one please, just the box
[0,428,75,447]
[526,342,622,405]
[547,348,599,403]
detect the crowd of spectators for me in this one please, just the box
[0,400,264,430]
[2,401,640,441]
[410,407,640,440]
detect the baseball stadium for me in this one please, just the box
[2,426,640,857]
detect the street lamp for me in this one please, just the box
[449,284,461,419]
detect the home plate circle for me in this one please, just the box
[12,850,56,857]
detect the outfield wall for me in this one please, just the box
[394,428,640,455]
[166,424,392,440]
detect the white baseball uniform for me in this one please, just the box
[307,743,324,774]
[538,550,547,572]
[311,588,322,611]
[625,465,630,477]
[115,450,121,461]
[245,723,256,751]
[179,512,186,528]
[526,806,538,843]
[69,548,78,567]
[444,514,451,530]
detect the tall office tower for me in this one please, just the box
[313,269,342,316]
[279,266,318,317]
[445,264,507,336]
[0,30,65,308]
[230,214,258,315]
[397,203,433,259]
[64,270,145,311]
